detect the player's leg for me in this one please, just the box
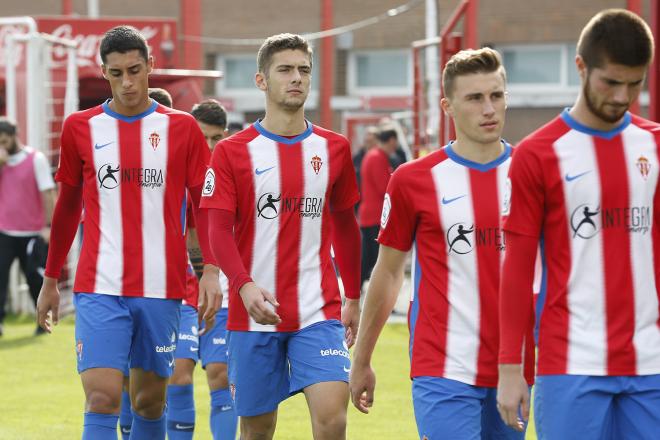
[614,374,660,439]
[360,226,380,288]
[200,308,238,440]
[226,329,289,440]
[288,320,350,440]
[22,236,48,334]
[74,293,132,440]
[127,296,181,440]
[534,375,614,440]
[166,304,199,440]
[481,386,526,440]
[0,232,19,333]
[411,376,484,440]
[119,375,132,440]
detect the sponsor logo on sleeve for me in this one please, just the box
[202,168,215,197]
[380,193,392,228]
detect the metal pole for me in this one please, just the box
[320,0,335,129]
[87,0,99,18]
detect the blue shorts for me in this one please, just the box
[227,319,349,417]
[199,308,229,367]
[412,377,526,440]
[535,374,660,440]
[174,304,199,362]
[74,293,181,379]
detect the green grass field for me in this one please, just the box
[0,315,536,439]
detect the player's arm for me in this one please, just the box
[497,146,544,431]
[37,182,83,332]
[189,184,222,334]
[497,231,536,431]
[350,244,407,414]
[208,208,280,325]
[330,206,361,347]
[186,227,204,279]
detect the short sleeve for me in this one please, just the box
[33,151,55,191]
[329,138,360,211]
[54,117,83,186]
[377,169,416,252]
[504,145,545,237]
[186,119,212,188]
[200,140,237,212]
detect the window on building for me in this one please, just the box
[216,52,320,94]
[349,49,411,95]
[498,43,580,89]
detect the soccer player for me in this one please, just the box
[497,9,660,439]
[35,26,222,440]
[169,99,237,440]
[358,126,396,288]
[148,87,174,107]
[200,33,361,440]
[349,48,535,440]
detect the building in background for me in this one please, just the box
[0,0,651,148]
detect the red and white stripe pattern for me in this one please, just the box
[506,111,660,376]
[379,145,535,387]
[56,102,209,299]
[201,122,358,332]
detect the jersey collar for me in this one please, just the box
[560,108,631,140]
[254,119,313,145]
[444,140,512,172]
[102,98,158,123]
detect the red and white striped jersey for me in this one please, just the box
[379,144,535,387]
[55,100,210,299]
[200,121,359,332]
[504,110,660,376]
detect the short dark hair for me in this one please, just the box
[0,117,17,136]
[99,25,149,63]
[442,47,505,98]
[577,9,654,69]
[378,128,398,144]
[191,99,227,129]
[148,88,173,107]
[257,33,313,75]
[227,122,243,133]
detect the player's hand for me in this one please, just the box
[40,226,51,244]
[239,282,281,325]
[36,276,60,333]
[349,361,376,414]
[496,364,529,432]
[341,298,360,348]
[198,265,222,335]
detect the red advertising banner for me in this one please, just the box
[0,16,178,78]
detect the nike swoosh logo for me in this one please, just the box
[121,427,131,434]
[441,195,466,205]
[175,424,194,430]
[220,405,233,411]
[168,360,175,367]
[565,171,592,182]
[190,347,198,352]
[255,166,275,175]
[343,366,351,373]
[94,141,114,150]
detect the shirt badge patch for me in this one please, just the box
[149,131,161,150]
[202,168,215,196]
[311,154,323,175]
[637,155,651,180]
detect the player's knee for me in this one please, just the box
[311,409,347,435]
[132,391,166,419]
[85,389,121,414]
[241,414,276,440]
[206,362,229,389]
[169,363,194,386]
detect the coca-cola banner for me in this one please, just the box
[0,16,178,78]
